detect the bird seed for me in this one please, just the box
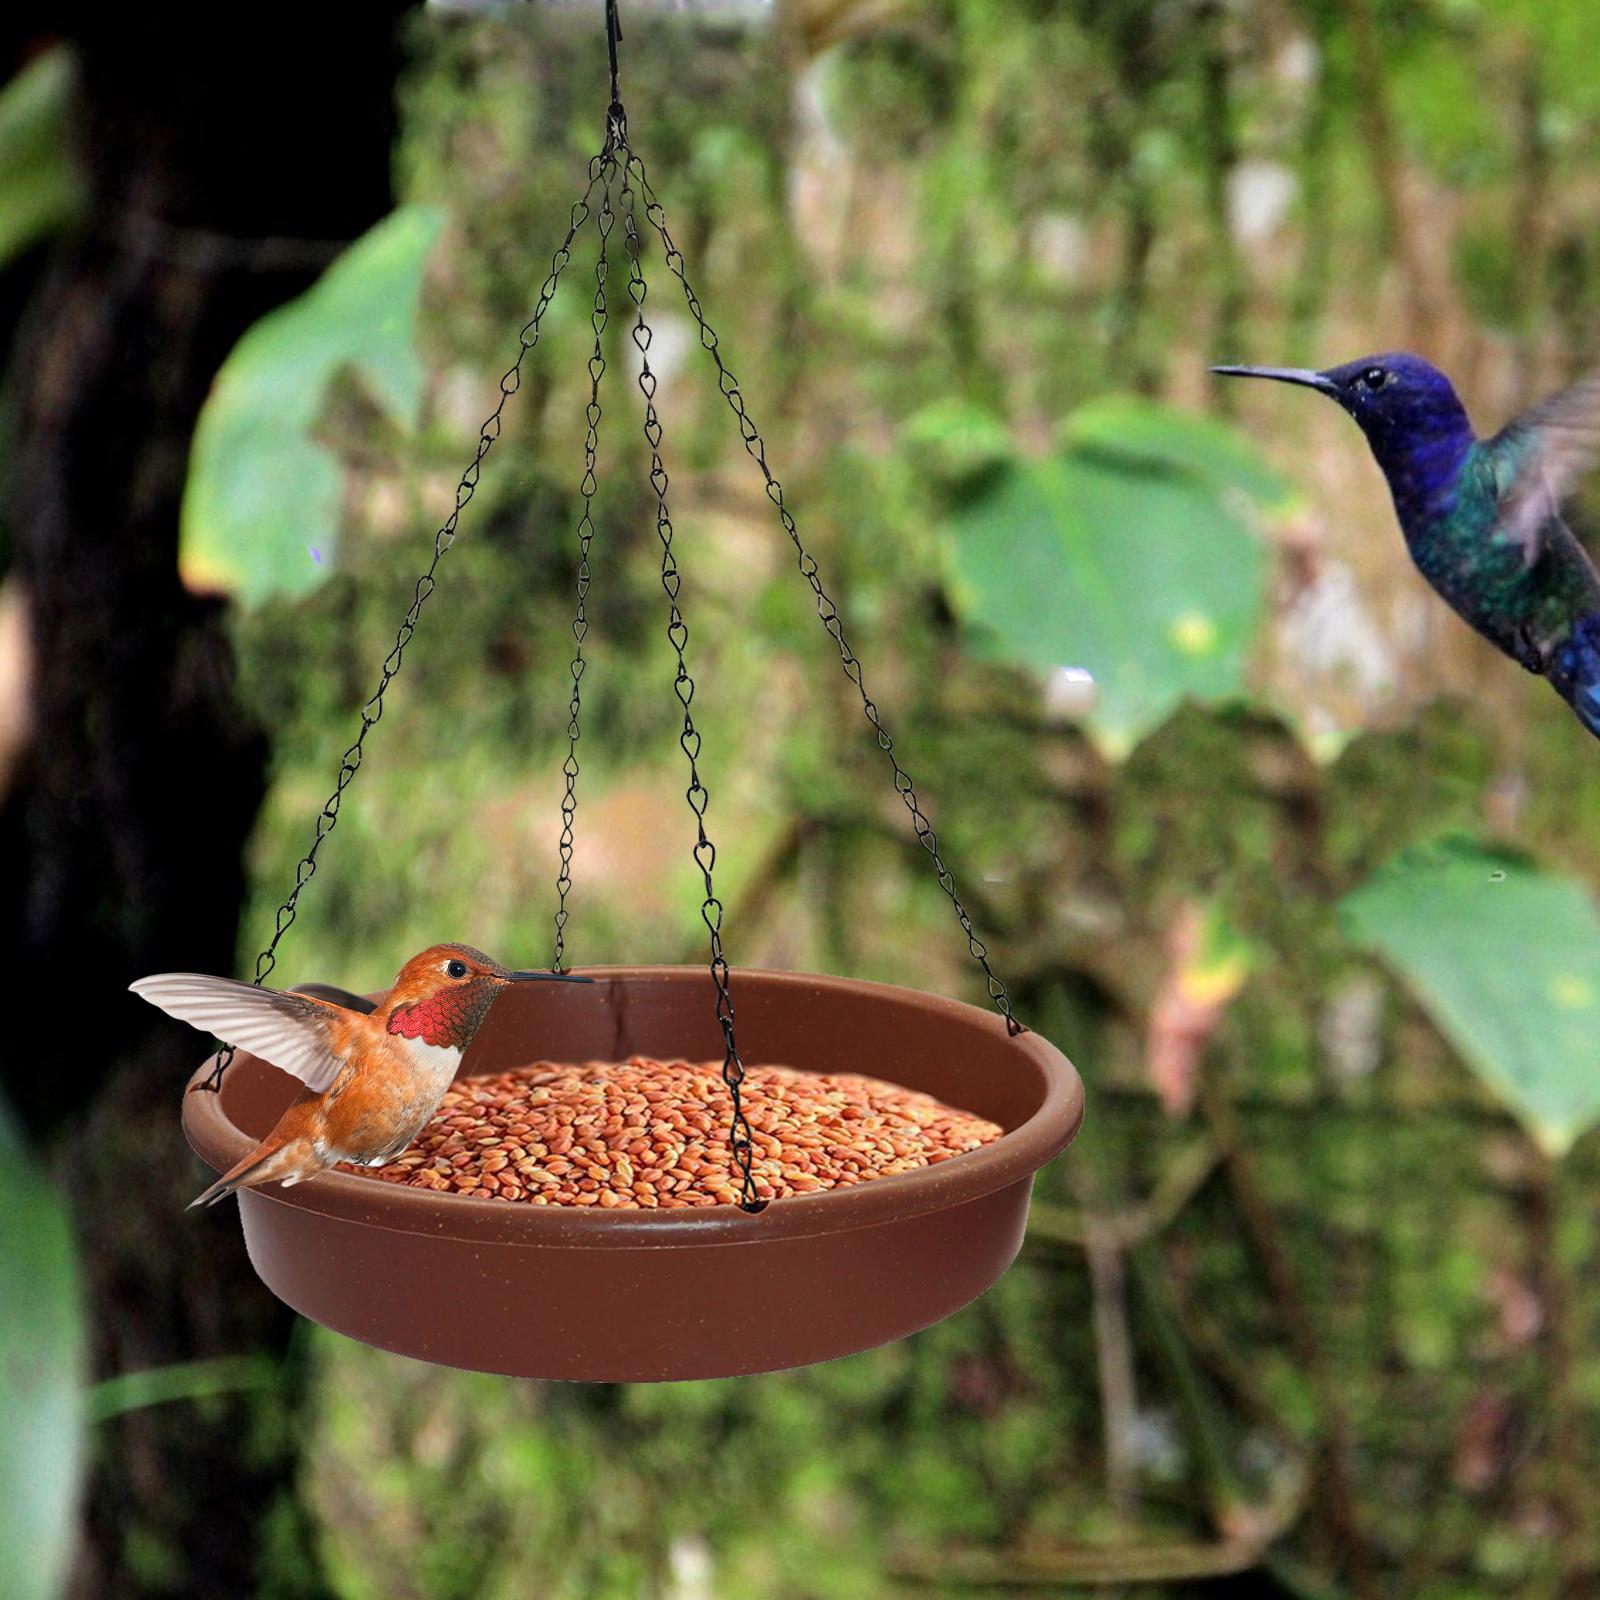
[340,1057,1003,1207]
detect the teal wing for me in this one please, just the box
[1488,370,1600,566]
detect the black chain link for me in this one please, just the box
[618,156,766,1213]
[194,158,609,1093]
[552,157,618,972]
[620,148,1025,1039]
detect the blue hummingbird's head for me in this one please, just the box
[1314,353,1474,450]
[1212,351,1477,519]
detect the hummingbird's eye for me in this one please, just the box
[1361,366,1388,390]
[446,959,468,979]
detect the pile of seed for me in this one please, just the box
[342,1057,1003,1207]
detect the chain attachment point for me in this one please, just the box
[604,0,627,151]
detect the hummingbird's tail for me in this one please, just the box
[189,1172,248,1210]
[1548,614,1600,740]
[189,1133,305,1209]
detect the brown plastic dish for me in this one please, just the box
[181,966,1085,1381]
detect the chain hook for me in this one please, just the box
[604,0,627,150]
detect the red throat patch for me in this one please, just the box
[386,979,499,1049]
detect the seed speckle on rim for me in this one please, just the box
[339,1058,1003,1207]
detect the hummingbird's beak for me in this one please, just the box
[506,969,595,983]
[1210,364,1336,394]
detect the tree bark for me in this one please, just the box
[0,12,408,1595]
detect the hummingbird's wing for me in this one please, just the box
[1489,369,1600,565]
[130,974,349,1093]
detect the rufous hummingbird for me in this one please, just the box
[131,943,591,1209]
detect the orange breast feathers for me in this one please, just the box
[318,1030,454,1154]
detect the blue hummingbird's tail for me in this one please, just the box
[1550,614,1600,739]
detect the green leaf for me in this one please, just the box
[179,203,446,607]
[1062,395,1299,512]
[0,47,85,270]
[942,406,1268,757]
[86,1355,274,1425]
[900,399,1015,492]
[1341,838,1600,1157]
[0,1101,86,1600]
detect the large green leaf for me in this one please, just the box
[943,403,1272,757]
[0,1103,85,1600]
[180,203,445,607]
[1341,838,1600,1157]
[0,48,84,271]
[1062,395,1297,512]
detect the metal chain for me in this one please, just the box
[195,157,610,1093]
[618,158,766,1213]
[620,148,1025,1038]
[552,157,618,972]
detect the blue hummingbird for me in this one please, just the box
[1212,354,1600,738]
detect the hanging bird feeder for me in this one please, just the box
[181,1,1084,1382]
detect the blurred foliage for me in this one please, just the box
[0,1092,290,1597]
[0,1097,84,1600]
[180,205,444,606]
[21,0,1600,1595]
[0,47,83,272]
[1343,836,1600,1156]
[937,397,1282,755]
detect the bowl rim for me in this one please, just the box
[181,965,1085,1248]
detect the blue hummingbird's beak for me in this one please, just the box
[1210,364,1337,394]
[507,970,595,983]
